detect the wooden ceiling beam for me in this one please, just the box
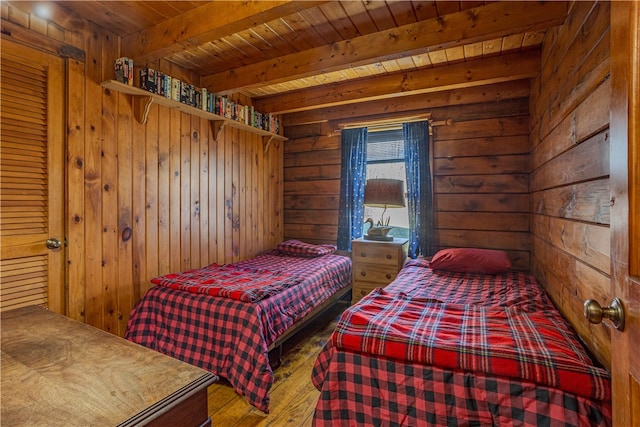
[282,79,531,127]
[122,1,329,64]
[202,1,566,94]
[255,50,540,115]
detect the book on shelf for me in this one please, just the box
[140,68,156,93]
[115,57,133,85]
[127,64,281,135]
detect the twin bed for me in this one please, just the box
[125,240,351,413]
[311,248,612,426]
[126,241,611,426]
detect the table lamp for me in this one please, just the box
[363,178,405,241]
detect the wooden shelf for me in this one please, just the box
[100,80,287,149]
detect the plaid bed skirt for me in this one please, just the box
[312,340,612,427]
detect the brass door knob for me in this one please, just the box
[583,297,625,331]
[46,238,62,249]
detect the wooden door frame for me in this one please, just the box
[609,1,639,424]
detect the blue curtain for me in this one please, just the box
[336,128,368,251]
[403,121,434,258]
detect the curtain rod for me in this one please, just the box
[336,115,452,132]
[337,114,432,130]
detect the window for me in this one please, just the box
[364,128,409,238]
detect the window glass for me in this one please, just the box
[364,128,409,238]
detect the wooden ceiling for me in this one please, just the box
[26,1,569,115]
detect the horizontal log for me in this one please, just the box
[546,216,610,274]
[434,154,529,176]
[284,149,341,167]
[531,178,610,224]
[436,229,530,251]
[434,174,528,194]
[284,179,339,195]
[530,129,609,192]
[283,80,530,127]
[435,116,529,140]
[284,209,338,226]
[435,212,529,232]
[283,223,338,241]
[284,164,341,181]
[435,135,530,158]
[283,134,340,154]
[284,195,340,210]
[531,78,610,169]
[256,51,539,114]
[435,193,530,212]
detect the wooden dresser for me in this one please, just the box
[1,305,218,427]
[351,238,409,304]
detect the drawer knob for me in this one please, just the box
[386,274,392,279]
[386,254,392,259]
[360,290,367,295]
[361,252,367,257]
[360,271,366,276]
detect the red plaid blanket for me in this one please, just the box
[150,263,301,302]
[333,289,610,401]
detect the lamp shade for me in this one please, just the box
[363,179,405,208]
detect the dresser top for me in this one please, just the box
[353,237,409,245]
[1,305,217,426]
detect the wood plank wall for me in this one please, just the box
[529,0,611,368]
[1,5,283,336]
[283,80,532,270]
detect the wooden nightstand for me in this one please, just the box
[351,237,408,304]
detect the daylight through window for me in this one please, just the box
[365,128,409,238]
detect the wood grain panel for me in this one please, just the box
[531,78,610,169]
[435,193,530,213]
[434,155,529,176]
[529,0,611,368]
[435,212,530,232]
[283,80,531,128]
[284,83,533,268]
[435,135,530,158]
[532,178,610,225]
[49,24,285,334]
[434,175,528,194]
[530,129,609,192]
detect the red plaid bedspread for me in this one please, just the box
[125,253,351,413]
[312,263,611,426]
[150,264,301,302]
[386,259,553,310]
[332,289,610,401]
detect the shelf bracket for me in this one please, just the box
[263,135,275,153]
[132,95,153,125]
[211,120,226,142]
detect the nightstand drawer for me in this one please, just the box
[353,264,399,284]
[350,238,408,305]
[352,282,381,302]
[352,242,402,266]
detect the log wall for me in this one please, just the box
[529,0,611,367]
[283,80,532,270]
[1,5,283,336]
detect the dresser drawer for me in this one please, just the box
[352,281,381,302]
[353,263,399,284]
[352,242,402,266]
[350,238,408,304]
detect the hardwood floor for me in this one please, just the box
[207,305,345,426]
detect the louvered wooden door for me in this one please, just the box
[0,40,65,313]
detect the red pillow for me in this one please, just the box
[272,239,336,257]
[429,248,511,274]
